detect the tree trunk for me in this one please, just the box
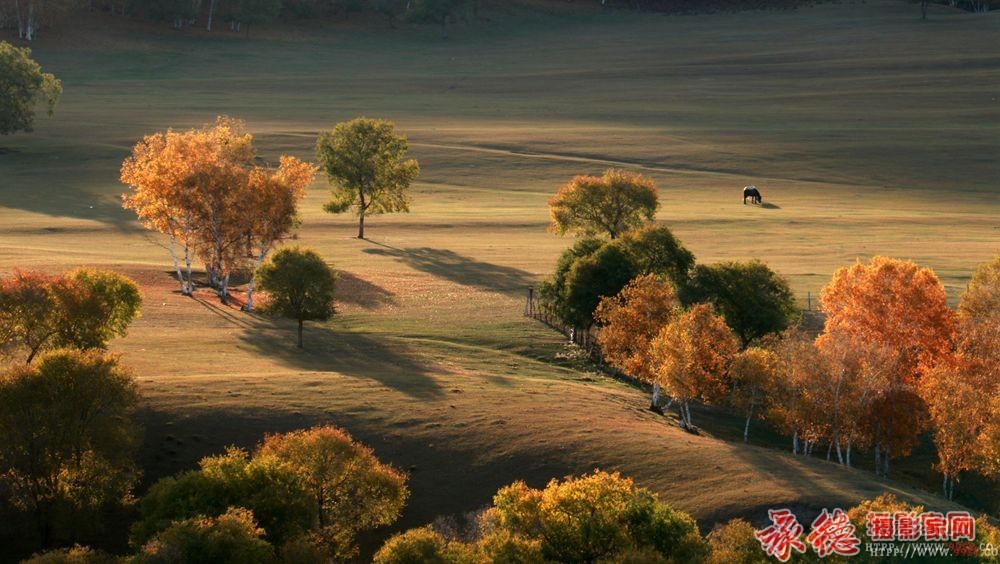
[650,382,661,412]
[827,441,833,461]
[882,446,890,478]
[297,319,304,348]
[207,0,216,30]
[846,440,852,468]
[168,237,187,294]
[246,248,268,312]
[743,404,753,443]
[357,212,365,239]
[793,431,799,455]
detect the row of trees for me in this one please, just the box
[540,168,997,498]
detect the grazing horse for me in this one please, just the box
[743,185,762,205]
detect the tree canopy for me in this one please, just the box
[0,350,141,546]
[682,259,798,348]
[548,168,659,239]
[316,117,420,239]
[0,269,142,363]
[256,247,337,348]
[0,42,61,135]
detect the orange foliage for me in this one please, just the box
[650,303,737,429]
[594,274,679,383]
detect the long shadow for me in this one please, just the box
[337,271,399,310]
[361,245,535,293]
[236,316,444,400]
[761,202,782,209]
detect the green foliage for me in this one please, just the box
[256,247,336,348]
[135,507,275,564]
[315,117,419,238]
[0,41,61,136]
[56,268,143,351]
[487,470,707,563]
[681,260,798,347]
[23,545,120,564]
[563,244,638,329]
[0,349,141,545]
[618,225,696,290]
[537,237,605,326]
[131,448,314,548]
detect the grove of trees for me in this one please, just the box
[121,116,316,304]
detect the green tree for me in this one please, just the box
[135,507,276,564]
[0,42,61,135]
[562,243,638,331]
[548,169,659,239]
[537,238,605,325]
[316,117,420,239]
[256,247,336,348]
[617,225,695,290]
[682,260,798,348]
[0,350,141,547]
[257,425,409,560]
[131,448,314,549]
[55,268,143,351]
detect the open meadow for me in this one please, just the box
[1,0,998,557]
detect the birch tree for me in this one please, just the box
[122,117,311,302]
[316,117,420,240]
[649,303,737,430]
[594,274,679,412]
[242,156,315,311]
[819,256,954,477]
[728,347,778,443]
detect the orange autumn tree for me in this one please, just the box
[121,117,314,301]
[649,303,738,430]
[594,274,679,412]
[818,256,954,478]
[768,332,830,456]
[728,346,779,444]
[920,256,1000,497]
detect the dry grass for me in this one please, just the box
[0,0,997,557]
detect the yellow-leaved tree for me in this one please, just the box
[649,304,738,430]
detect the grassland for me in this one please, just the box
[0,0,998,557]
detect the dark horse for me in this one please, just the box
[743,185,762,205]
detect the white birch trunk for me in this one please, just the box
[650,382,660,410]
[168,237,186,294]
[245,246,268,312]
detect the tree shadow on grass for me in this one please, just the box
[361,244,535,294]
[337,271,399,310]
[238,323,444,401]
